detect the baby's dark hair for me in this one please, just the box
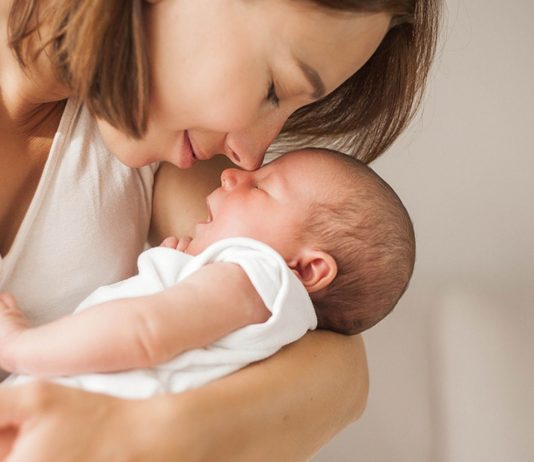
[301,149,415,335]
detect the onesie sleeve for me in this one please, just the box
[178,237,317,352]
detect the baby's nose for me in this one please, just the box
[220,168,239,189]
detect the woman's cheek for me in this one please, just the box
[96,120,168,167]
[95,122,141,166]
[202,94,265,133]
[186,70,264,131]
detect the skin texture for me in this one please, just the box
[0,0,388,460]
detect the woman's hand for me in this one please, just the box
[0,331,368,462]
[0,382,175,462]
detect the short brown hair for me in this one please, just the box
[8,0,440,163]
[301,150,416,335]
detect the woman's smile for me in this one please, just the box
[179,130,197,169]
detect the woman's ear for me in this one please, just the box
[288,249,337,293]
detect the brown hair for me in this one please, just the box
[301,149,416,335]
[8,0,149,135]
[279,0,441,163]
[8,0,440,162]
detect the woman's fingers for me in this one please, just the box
[0,383,78,462]
[0,294,17,310]
[0,386,28,428]
[0,428,17,462]
[0,382,144,462]
[0,382,57,429]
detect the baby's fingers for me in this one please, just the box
[176,237,192,252]
[159,236,191,252]
[160,236,179,249]
[0,293,28,327]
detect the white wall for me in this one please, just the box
[314,0,534,460]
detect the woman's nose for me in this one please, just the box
[225,108,290,171]
[223,143,264,171]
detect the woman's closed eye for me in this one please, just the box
[266,81,280,107]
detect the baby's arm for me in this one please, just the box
[0,263,270,377]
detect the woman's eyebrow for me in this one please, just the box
[296,59,326,100]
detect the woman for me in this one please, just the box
[0,0,439,460]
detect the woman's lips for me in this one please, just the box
[188,134,208,161]
[178,131,197,168]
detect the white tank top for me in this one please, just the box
[0,99,158,326]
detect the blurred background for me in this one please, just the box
[314,0,534,460]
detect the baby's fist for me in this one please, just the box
[0,293,29,370]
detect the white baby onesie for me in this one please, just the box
[9,238,317,398]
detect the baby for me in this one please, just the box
[0,148,415,398]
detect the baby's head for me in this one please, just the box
[188,148,415,335]
[295,149,415,335]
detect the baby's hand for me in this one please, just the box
[160,236,192,253]
[0,293,30,370]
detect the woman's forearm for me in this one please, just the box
[131,331,369,461]
[0,331,367,462]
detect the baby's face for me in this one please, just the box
[187,150,334,259]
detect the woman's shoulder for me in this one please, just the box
[0,99,158,324]
[59,99,159,176]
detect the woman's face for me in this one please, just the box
[97,0,391,170]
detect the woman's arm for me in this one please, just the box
[157,331,369,461]
[150,158,370,458]
[0,331,368,462]
[0,159,368,460]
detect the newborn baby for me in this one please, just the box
[0,148,415,398]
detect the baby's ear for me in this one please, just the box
[288,249,337,293]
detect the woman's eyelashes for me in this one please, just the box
[267,81,280,107]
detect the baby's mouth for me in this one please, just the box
[198,198,213,224]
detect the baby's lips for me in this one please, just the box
[203,197,213,223]
[197,191,218,226]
